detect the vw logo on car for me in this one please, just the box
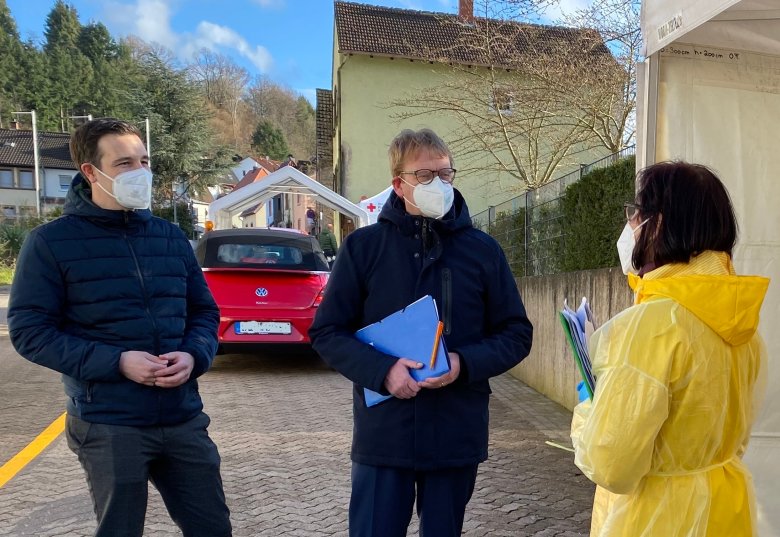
[255,287,269,297]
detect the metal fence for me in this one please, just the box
[472,145,636,277]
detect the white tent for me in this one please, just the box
[639,1,780,532]
[358,186,393,224]
[208,166,370,230]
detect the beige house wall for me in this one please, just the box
[334,51,608,216]
[0,187,36,210]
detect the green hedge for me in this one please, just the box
[560,156,636,272]
[489,209,526,276]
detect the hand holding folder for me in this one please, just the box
[355,295,451,407]
[559,297,597,400]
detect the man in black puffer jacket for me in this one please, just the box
[310,128,533,537]
[8,118,231,537]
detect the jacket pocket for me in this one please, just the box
[85,381,94,403]
[442,268,452,335]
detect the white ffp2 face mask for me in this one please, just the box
[616,219,649,275]
[401,177,454,219]
[94,166,153,210]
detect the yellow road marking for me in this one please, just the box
[0,412,66,488]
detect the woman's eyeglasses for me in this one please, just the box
[624,203,642,221]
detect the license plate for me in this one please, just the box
[235,321,292,335]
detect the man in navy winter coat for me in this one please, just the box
[8,118,231,537]
[309,128,533,536]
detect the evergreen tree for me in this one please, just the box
[78,22,117,62]
[41,1,93,130]
[251,120,289,160]
[13,42,50,118]
[77,24,124,120]
[43,0,81,52]
[0,0,22,123]
[127,46,231,207]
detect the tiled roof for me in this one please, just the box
[316,89,333,162]
[239,203,262,218]
[252,157,281,172]
[0,128,75,170]
[233,167,269,192]
[334,1,606,67]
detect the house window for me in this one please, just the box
[0,169,12,188]
[2,206,17,220]
[59,174,73,190]
[491,89,513,114]
[19,206,35,218]
[19,170,34,189]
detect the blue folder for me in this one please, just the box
[355,295,451,407]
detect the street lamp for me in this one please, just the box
[12,110,41,216]
[68,114,93,128]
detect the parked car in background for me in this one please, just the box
[195,228,330,353]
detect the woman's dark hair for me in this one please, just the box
[633,161,738,268]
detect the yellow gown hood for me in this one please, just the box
[628,251,769,345]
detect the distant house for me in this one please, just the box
[223,155,319,233]
[323,0,610,214]
[0,127,76,220]
[230,156,281,182]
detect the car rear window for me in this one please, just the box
[198,234,329,271]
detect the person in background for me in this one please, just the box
[8,118,231,537]
[309,128,533,536]
[571,161,768,536]
[306,207,317,234]
[318,222,339,267]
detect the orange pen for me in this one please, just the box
[429,321,444,369]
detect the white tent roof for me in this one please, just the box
[208,166,369,229]
[358,186,393,224]
[642,0,780,57]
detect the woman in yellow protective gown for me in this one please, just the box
[571,162,768,537]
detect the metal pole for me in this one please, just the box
[145,117,152,210]
[32,111,40,216]
[31,111,41,216]
[13,110,41,216]
[145,117,151,167]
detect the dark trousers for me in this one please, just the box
[66,412,232,537]
[349,462,479,537]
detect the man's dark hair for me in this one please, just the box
[69,118,143,169]
[633,161,738,269]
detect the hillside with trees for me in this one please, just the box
[0,0,316,204]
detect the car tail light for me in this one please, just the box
[313,274,329,307]
[313,288,325,307]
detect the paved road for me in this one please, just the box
[0,290,594,536]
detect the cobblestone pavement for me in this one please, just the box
[0,291,594,536]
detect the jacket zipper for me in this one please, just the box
[126,232,164,420]
[126,235,161,355]
[441,268,452,335]
[86,381,94,403]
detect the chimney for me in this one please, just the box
[459,0,473,22]
[11,119,20,130]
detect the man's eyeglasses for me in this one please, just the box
[624,202,643,221]
[399,168,457,185]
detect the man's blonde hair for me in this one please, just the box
[388,128,453,177]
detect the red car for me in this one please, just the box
[195,228,330,353]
